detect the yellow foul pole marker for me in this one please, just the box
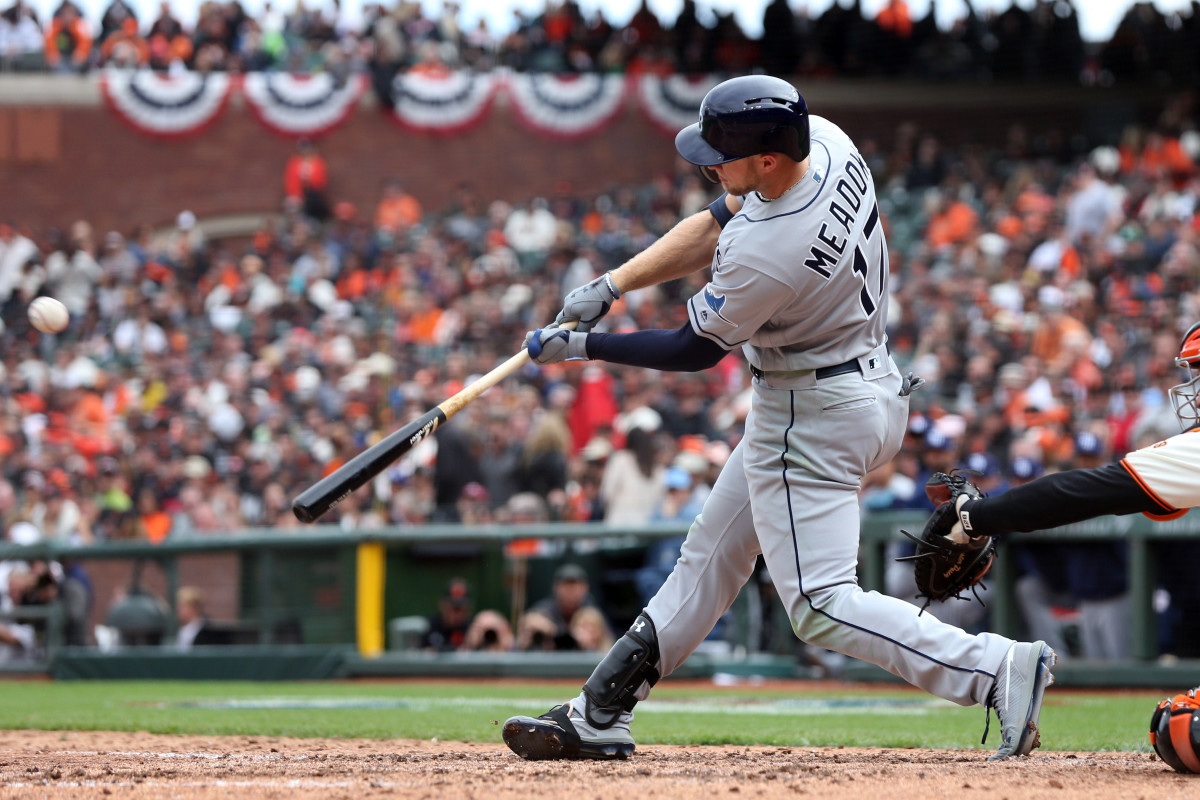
[356,541,386,657]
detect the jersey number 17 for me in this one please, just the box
[851,202,885,318]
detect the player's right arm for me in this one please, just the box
[528,193,741,369]
[553,195,740,334]
[609,193,740,293]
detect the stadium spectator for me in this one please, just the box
[146,0,190,68]
[283,139,331,223]
[42,1,90,72]
[97,0,135,44]
[0,562,42,660]
[373,178,422,237]
[516,391,573,505]
[0,0,1190,83]
[43,220,101,319]
[599,425,666,526]
[0,222,38,306]
[174,585,229,648]
[0,1,45,70]
[99,15,147,67]
[516,562,611,651]
[420,577,476,651]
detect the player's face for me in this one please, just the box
[709,156,764,196]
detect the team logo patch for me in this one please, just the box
[704,285,735,325]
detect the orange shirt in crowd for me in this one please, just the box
[141,510,172,544]
[1120,136,1196,182]
[926,200,978,248]
[100,18,150,65]
[283,153,328,201]
[44,15,93,66]
[375,192,422,231]
[877,0,912,37]
[1031,314,1090,378]
[74,390,111,439]
[408,306,444,345]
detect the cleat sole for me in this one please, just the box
[502,714,634,761]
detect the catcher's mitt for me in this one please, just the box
[896,471,995,614]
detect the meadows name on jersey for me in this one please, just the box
[803,152,872,280]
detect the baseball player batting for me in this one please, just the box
[503,75,1055,763]
[927,320,1200,540]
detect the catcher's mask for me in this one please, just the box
[1150,690,1200,773]
[1169,320,1200,429]
[675,75,811,184]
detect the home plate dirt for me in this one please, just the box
[0,730,1194,800]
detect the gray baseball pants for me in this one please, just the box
[642,358,1013,707]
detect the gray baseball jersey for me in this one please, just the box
[687,115,888,371]
[635,114,1016,711]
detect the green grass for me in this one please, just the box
[0,679,1161,754]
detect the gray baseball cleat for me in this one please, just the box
[502,703,635,760]
[986,640,1057,761]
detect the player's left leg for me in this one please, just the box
[503,439,763,760]
[743,368,1053,757]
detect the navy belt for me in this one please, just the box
[749,358,861,381]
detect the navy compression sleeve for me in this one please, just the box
[708,192,734,228]
[585,322,728,372]
[958,463,1164,536]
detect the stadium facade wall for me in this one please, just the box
[0,75,1167,234]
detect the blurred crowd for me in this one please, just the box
[2,0,1200,86]
[2,90,1200,658]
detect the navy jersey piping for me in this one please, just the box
[738,139,833,222]
[780,389,997,679]
[687,296,740,349]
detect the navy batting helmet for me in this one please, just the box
[675,75,810,181]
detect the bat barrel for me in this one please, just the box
[291,407,445,522]
[290,320,571,523]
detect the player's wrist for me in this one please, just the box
[603,271,622,299]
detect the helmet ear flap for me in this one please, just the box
[1151,698,1190,773]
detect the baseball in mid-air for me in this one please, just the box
[28,296,69,334]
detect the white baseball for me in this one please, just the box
[28,296,69,334]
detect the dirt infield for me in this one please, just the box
[0,730,1195,800]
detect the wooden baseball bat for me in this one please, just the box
[291,321,576,523]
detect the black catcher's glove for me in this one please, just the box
[896,471,995,614]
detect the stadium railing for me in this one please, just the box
[0,511,1196,686]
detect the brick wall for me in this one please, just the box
[0,80,1162,235]
[0,102,686,235]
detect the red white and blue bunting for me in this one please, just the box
[505,73,626,140]
[635,74,721,136]
[242,72,366,138]
[99,69,729,141]
[100,67,233,139]
[388,70,499,134]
